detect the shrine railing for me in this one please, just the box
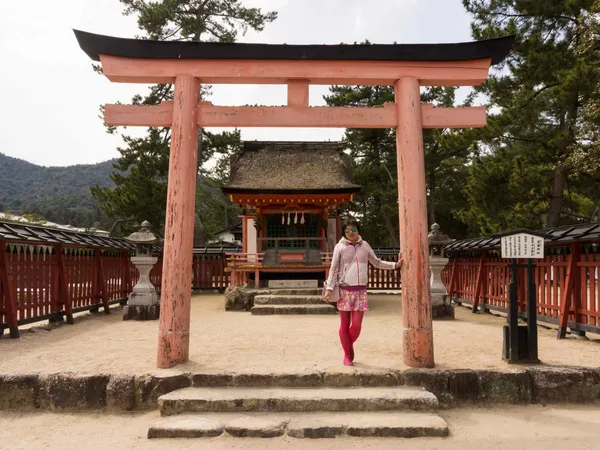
[442,223,600,336]
[257,237,324,251]
[0,220,238,338]
[226,249,401,290]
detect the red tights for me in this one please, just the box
[339,311,364,361]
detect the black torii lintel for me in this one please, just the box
[73,29,515,65]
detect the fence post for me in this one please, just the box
[58,247,74,324]
[518,258,527,313]
[0,241,19,338]
[218,254,224,292]
[91,248,100,311]
[557,243,579,339]
[570,243,584,336]
[121,250,132,305]
[447,257,458,300]
[95,249,110,314]
[472,250,487,313]
[49,245,62,322]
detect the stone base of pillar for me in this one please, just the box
[431,293,455,319]
[123,304,160,321]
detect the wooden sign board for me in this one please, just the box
[501,233,544,259]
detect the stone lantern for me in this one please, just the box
[428,223,455,319]
[123,221,162,321]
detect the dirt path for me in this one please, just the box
[1,293,598,374]
[1,405,599,449]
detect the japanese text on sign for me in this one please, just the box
[501,233,544,259]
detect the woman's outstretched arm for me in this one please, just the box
[366,242,401,270]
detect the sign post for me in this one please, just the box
[494,230,547,364]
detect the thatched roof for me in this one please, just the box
[222,141,361,194]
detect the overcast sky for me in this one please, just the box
[0,0,474,167]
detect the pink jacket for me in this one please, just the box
[326,236,396,289]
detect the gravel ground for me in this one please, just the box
[1,293,598,374]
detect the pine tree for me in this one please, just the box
[90,0,277,238]
[462,0,600,231]
[324,81,474,244]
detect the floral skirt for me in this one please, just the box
[337,288,368,312]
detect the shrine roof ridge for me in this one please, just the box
[73,30,515,65]
[242,141,342,151]
[222,141,360,193]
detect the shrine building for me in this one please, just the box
[221,141,360,284]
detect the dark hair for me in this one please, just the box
[342,218,360,233]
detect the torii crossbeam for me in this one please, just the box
[75,30,514,369]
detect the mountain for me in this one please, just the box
[0,153,116,228]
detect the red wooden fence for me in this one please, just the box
[442,241,600,337]
[368,252,402,290]
[0,240,231,338]
[0,236,398,338]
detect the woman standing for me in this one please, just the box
[324,219,402,366]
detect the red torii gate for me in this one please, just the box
[74,30,514,369]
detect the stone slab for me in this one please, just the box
[478,370,532,404]
[158,386,438,416]
[224,416,288,438]
[0,373,39,410]
[106,375,136,411]
[233,371,324,388]
[526,366,600,403]
[345,411,449,438]
[38,373,109,410]
[147,412,447,439]
[148,416,223,438]
[251,304,336,315]
[253,295,325,305]
[268,280,318,288]
[136,370,191,408]
[267,288,321,295]
[288,412,448,438]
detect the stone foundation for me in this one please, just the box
[123,304,160,321]
[1,366,599,411]
[431,303,455,319]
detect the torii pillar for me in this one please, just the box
[395,77,433,366]
[73,29,514,369]
[156,76,200,367]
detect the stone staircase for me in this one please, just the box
[251,280,336,315]
[148,385,448,439]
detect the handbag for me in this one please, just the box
[322,280,340,304]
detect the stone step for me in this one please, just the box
[148,411,448,439]
[158,386,438,416]
[268,280,318,289]
[254,295,325,305]
[266,288,321,295]
[251,304,336,315]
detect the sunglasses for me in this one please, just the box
[344,227,357,233]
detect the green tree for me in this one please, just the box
[91,0,276,238]
[462,0,600,232]
[324,82,474,245]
